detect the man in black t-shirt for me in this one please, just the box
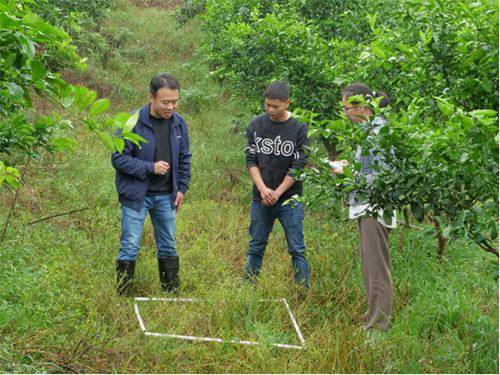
[243,81,310,289]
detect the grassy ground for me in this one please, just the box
[0,1,498,373]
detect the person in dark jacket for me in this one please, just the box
[111,73,192,295]
[243,81,310,289]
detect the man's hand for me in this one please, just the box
[330,159,349,174]
[154,161,170,175]
[259,186,275,206]
[261,190,280,206]
[332,165,344,174]
[269,190,281,205]
[174,191,184,212]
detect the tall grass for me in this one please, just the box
[0,1,497,372]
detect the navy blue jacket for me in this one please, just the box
[111,104,192,211]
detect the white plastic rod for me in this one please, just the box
[134,297,197,302]
[133,296,305,350]
[282,298,305,347]
[144,331,303,350]
[133,302,147,332]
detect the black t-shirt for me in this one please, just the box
[147,115,172,194]
[245,114,308,204]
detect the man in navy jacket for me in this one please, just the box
[112,73,191,295]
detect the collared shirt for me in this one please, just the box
[348,116,397,228]
[349,202,397,228]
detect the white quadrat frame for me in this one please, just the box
[133,297,305,350]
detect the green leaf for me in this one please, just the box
[123,131,147,147]
[5,166,20,178]
[366,12,378,32]
[442,225,452,239]
[4,53,17,68]
[14,33,35,60]
[0,162,20,189]
[402,207,409,225]
[113,137,125,153]
[22,13,46,28]
[343,166,354,179]
[124,111,139,132]
[489,222,498,240]
[22,12,67,39]
[4,82,24,99]
[113,112,131,126]
[333,76,346,86]
[23,87,32,107]
[51,137,77,152]
[31,59,46,81]
[419,28,432,45]
[470,109,497,118]
[73,86,97,113]
[411,202,424,222]
[435,97,454,116]
[5,174,20,187]
[370,43,386,60]
[95,130,115,151]
[0,13,19,29]
[88,98,110,117]
[382,209,393,224]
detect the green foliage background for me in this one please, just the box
[198,0,499,255]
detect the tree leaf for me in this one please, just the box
[113,137,125,153]
[4,82,24,99]
[435,97,454,116]
[31,59,46,82]
[411,202,424,222]
[14,33,35,60]
[343,166,354,179]
[88,98,110,117]
[370,43,386,60]
[73,86,97,113]
[122,131,147,147]
[95,129,115,151]
[471,109,497,118]
[22,12,67,39]
[0,13,19,29]
[124,111,139,132]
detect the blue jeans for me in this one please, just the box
[117,194,176,261]
[244,201,310,287]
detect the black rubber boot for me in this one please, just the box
[158,256,180,293]
[116,260,135,296]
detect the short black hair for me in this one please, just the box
[342,82,390,107]
[150,73,180,96]
[264,81,290,100]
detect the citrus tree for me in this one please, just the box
[0,0,143,189]
[302,99,498,257]
[199,0,499,257]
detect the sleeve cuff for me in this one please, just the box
[147,161,155,174]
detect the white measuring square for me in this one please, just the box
[133,297,305,350]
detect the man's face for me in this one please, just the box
[342,95,372,123]
[150,87,179,119]
[265,97,290,122]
